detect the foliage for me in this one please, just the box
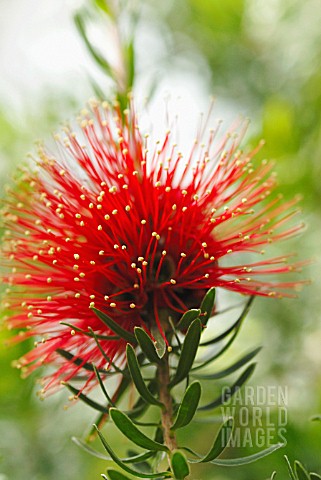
[0,0,320,479]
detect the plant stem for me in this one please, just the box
[158,356,177,453]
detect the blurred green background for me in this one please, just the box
[0,0,320,478]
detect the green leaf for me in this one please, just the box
[170,451,190,480]
[94,425,172,478]
[72,437,154,463]
[200,417,233,462]
[192,299,255,371]
[310,474,321,479]
[87,375,131,440]
[60,321,119,341]
[193,347,262,380]
[200,296,254,347]
[134,327,161,364]
[151,326,167,358]
[200,287,216,325]
[125,40,135,91]
[88,327,126,374]
[56,348,95,372]
[193,415,223,424]
[73,436,112,460]
[74,12,113,76]
[62,382,108,413]
[294,461,310,480]
[193,330,240,371]
[284,455,297,480]
[92,307,136,343]
[176,309,201,331]
[183,442,284,466]
[188,418,234,463]
[92,364,115,405]
[210,443,284,465]
[169,319,202,388]
[126,344,164,408]
[93,0,113,16]
[168,316,183,349]
[198,363,256,411]
[110,408,168,452]
[171,382,202,431]
[106,470,132,480]
[124,449,153,474]
[270,472,277,480]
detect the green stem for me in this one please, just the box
[158,356,177,454]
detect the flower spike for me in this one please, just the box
[1,101,305,393]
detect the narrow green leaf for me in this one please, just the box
[124,449,152,474]
[193,347,262,380]
[169,319,202,388]
[176,309,201,331]
[94,425,172,478]
[102,475,108,479]
[168,316,182,349]
[210,443,284,465]
[126,344,164,407]
[284,455,297,480]
[188,418,233,463]
[200,287,216,325]
[56,348,95,372]
[125,40,135,91]
[92,307,136,343]
[60,321,119,341]
[74,12,113,75]
[200,417,233,462]
[192,299,255,371]
[151,326,167,358]
[88,327,125,374]
[200,296,254,347]
[294,461,311,480]
[193,330,240,371]
[170,451,190,480]
[62,382,108,413]
[270,472,277,480]
[135,327,161,364]
[123,451,155,465]
[310,474,321,479]
[171,382,202,431]
[193,415,223,424]
[93,0,113,16]
[72,436,154,463]
[92,364,115,405]
[110,408,168,452]
[87,375,131,440]
[72,436,115,461]
[198,363,256,411]
[182,442,284,466]
[106,470,132,480]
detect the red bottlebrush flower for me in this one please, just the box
[1,100,304,394]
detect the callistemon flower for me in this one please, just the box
[1,101,304,394]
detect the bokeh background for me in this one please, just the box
[0,0,320,479]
